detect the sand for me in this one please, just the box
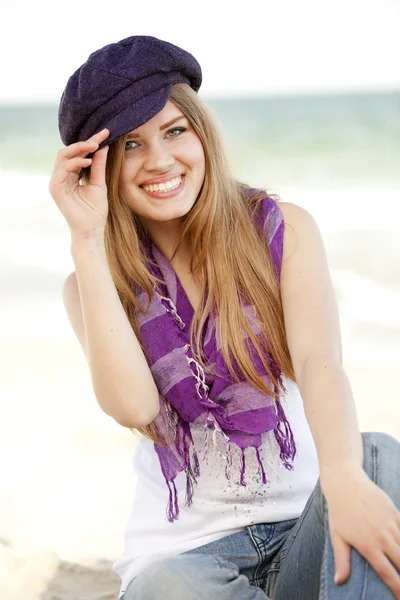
[0,338,399,599]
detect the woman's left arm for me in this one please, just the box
[279,202,400,593]
[279,201,363,479]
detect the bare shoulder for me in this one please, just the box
[278,200,312,222]
[62,272,87,356]
[278,201,324,262]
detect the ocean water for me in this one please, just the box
[1,90,399,183]
[1,90,399,364]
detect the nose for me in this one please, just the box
[143,141,175,173]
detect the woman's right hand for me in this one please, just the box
[49,128,111,238]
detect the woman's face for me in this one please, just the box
[118,100,206,233]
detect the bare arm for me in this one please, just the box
[278,201,363,485]
[279,202,400,598]
[63,233,160,428]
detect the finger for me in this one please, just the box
[89,145,109,188]
[393,526,400,546]
[368,551,400,599]
[54,141,99,169]
[83,127,110,151]
[385,534,400,572]
[331,532,351,584]
[89,127,110,143]
[51,157,92,189]
[54,129,109,167]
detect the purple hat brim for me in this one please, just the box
[97,84,172,150]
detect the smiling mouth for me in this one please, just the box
[140,175,184,193]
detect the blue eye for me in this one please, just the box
[125,140,139,151]
[166,126,187,138]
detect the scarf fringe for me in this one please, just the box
[274,396,297,470]
[166,478,179,523]
[158,293,186,329]
[183,424,200,509]
[164,420,201,523]
[240,448,247,486]
[225,441,233,480]
[165,408,295,523]
[255,446,268,484]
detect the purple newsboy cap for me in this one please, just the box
[58,35,202,148]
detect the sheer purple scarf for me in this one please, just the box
[135,195,296,523]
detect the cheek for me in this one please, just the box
[119,158,139,187]
[187,140,206,174]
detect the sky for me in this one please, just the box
[2,0,399,103]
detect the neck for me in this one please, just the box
[140,218,190,264]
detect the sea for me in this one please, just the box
[1,89,399,364]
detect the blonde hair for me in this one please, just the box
[85,83,295,444]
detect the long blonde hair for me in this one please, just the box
[85,83,295,444]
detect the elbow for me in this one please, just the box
[114,413,159,429]
[112,405,160,429]
[95,388,160,429]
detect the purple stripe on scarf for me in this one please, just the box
[150,346,196,395]
[215,378,278,416]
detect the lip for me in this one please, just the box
[139,173,184,186]
[140,174,186,200]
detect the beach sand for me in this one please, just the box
[1,339,399,599]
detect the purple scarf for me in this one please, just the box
[135,195,296,523]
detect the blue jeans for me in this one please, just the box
[121,432,399,599]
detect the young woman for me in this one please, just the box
[50,36,400,600]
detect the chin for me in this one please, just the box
[154,195,196,215]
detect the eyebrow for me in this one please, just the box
[127,116,187,139]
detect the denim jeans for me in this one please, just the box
[121,431,399,599]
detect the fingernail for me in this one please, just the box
[334,573,340,584]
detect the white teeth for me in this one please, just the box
[143,176,182,193]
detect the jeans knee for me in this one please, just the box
[128,556,189,599]
[125,554,239,600]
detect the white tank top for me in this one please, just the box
[112,377,319,598]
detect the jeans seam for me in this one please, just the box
[361,560,370,600]
[320,555,327,599]
[319,502,329,600]
[319,482,327,526]
[247,526,266,583]
[250,575,268,589]
[372,442,378,484]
